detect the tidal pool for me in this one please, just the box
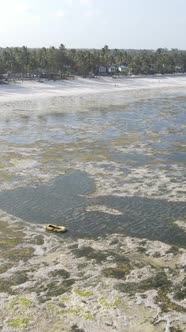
[0,171,185,247]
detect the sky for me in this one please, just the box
[0,0,186,49]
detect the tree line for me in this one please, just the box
[0,44,186,78]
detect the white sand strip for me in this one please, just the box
[1,75,186,102]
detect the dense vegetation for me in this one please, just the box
[0,44,186,78]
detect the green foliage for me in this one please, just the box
[1,45,186,78]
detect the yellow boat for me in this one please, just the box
[45,224,67,233]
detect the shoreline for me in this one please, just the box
[1,75,186,102]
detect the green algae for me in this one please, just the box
[99,297,123,310]
[75,246,108,263]
[1,172,13,180]
[9,297,33,310]
[7,318,29,329]
[35,279,75,299]
[102,263,131,279]
[166,245,180,255]
[74,289,93,297]
[174,288,186,301]
[69,306,83,316]
[10,272,28,286]
[111,135,140,146]
[0,278,13,293]
[82,311,94,320]
[48,303,66,315]
[48,301,95,321]
[0,238,22,250]
[3,247,35,262]
[17,297,33,307]
[69,307,95,320]
[76,153,105,162]
[152,252,161,258]
[116,271,172,294]
[173,277,186,301]
[0,271,28,293]
[115,255,130,264]
[156,289,186,313]
[0,272,29,293]
[48,269,70,279]
[137,246,147,253]
[0,221,25,250]
[31,235,44,245]
[61,296,71,303]
[41,155,65,164]
[71,324,85,332]
[0,263,13,274]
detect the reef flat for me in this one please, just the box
[0,80,185,331]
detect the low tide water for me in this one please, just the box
[0,87,185,246]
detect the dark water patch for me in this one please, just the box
[173,277,186,301]
[0,172,185,247]
[75,246,109,263]
[71,325,85,332]
[48,269,70,279]
[33,278,75,300]
[0,263,14,274]
[116,271,172,294]
[0,272,28,294]
[166,245,180,255]
[155,289,186,313]
[102,263,131,279]
[156,152,186,163]
[31,235,44,245]
[0,171,95,225]
[109,151,155,166]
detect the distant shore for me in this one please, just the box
[1,74,186,102]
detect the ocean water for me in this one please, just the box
[0,87,185,247]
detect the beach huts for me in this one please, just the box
[107,65,118,73]
[0,73,8,83]
[118,65,128,72]
[95,65,128,75]
[97,66,107,74]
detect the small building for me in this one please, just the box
[40,72,61,80]
[108,65,117,73]
[118,65,128,72]
[0,73,8,83]
[97,66,107,74]
[175,65,183,72]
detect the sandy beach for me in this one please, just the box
[1,75,186,102]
